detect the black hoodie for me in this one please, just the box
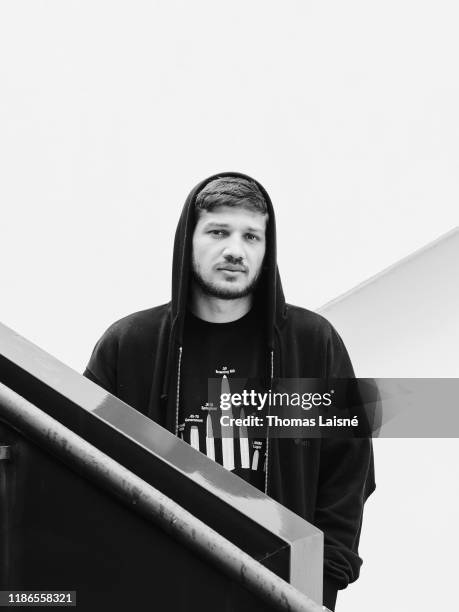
[84,171,375,610]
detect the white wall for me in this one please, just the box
[1,2,458,610]
[319,229,459,611]
[320,228,459,379]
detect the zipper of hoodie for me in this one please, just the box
[264,349,274,495]
[174,346,183,436]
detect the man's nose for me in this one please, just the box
[222,235,245,261]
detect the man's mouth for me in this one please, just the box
[217,264,246,273]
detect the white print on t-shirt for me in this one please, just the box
[201,402,217,411]
[216,366,236,375]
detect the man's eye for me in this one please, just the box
[209,230,226,237]
[245,233,259,241]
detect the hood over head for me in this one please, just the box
[170,171,286,350]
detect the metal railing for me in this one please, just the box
[0,381,324,612]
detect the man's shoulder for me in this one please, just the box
[284,303,335,337]
[282,304,353,375]
[98,303,171,345]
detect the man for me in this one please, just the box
[84,172,375,611]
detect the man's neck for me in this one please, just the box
[190,287,253,323]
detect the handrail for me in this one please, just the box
[0,381,324,612]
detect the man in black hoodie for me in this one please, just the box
[84,172,375,611]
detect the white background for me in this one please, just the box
[1,2,458,610]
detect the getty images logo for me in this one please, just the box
[220,389,334,411]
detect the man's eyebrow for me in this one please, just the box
[202,222,230,229]
[202,222,265,233]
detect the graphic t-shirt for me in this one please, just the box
[179,307,267,492]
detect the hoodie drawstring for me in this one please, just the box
[264,349,274,495]
[174,346,183,436]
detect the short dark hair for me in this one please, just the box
[195,176,268,217]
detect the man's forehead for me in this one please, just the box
[197,206,268,230]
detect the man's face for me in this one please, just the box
[191,205,268,300]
